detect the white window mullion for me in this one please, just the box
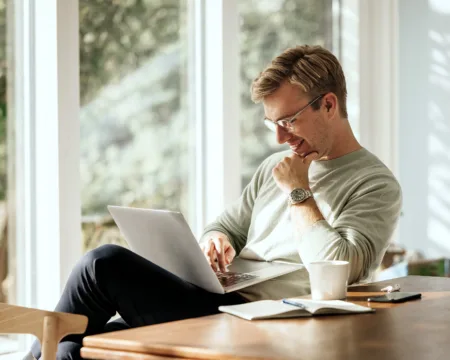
[33,0,60,311]
[190,0,240,234]
[340,0,398,176]
[340,0,360,139]
[33,0,81,310]
[188,0,205,237]
[12,0,81,318]
[358,0,399,175]
[203,0,240,226]
[55,0,82,297]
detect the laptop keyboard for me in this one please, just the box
[216,271,258,288]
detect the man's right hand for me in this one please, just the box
[200,233,236,273]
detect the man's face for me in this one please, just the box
[263,81,331,159]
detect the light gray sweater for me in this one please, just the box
[202,148,402,302]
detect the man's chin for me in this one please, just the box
[290,147,304,156]
[291,149,310,157]
[291,150,321,161]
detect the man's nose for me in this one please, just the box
[276,125,291,144]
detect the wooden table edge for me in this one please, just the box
[81,346,187,360]
[82,339,261,360]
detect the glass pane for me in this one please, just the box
[79,0,192,252]
[239,0,334,188]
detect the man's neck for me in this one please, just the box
[323,119,362,160]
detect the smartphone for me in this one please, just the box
[367,292,422,303]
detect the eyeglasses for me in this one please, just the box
[263,94,324,132]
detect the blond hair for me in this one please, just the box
[251,45,348,118]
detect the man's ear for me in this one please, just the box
[323,93,338,118]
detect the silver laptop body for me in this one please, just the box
[108,206,303,294]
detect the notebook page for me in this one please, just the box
[283,299,374,315]
[219,300,310,320]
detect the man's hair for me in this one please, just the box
[251,45,348,118]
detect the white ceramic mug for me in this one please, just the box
[308,260,350,300]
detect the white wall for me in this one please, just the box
[398,0,450,257]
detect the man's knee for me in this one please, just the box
[84,244,127,263]
[74,244,128,280]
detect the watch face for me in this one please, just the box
[291,188,308,202]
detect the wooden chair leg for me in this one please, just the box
[41,316,59,360]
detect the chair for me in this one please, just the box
[0,302,88,360]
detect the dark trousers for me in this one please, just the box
[30,244,246,360]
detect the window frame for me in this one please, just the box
[358,0,399,176]
[192,0,241,233]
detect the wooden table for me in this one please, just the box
[81,276,450,360]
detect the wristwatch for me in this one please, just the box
[288,188,313,205]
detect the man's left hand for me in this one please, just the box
[272,152,319,193]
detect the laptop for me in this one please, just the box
[108,206,303,294]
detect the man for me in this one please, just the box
[200,45,402,301]
[29,45,401,360]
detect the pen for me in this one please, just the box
[381,284,401,293]
[282,299,306,309]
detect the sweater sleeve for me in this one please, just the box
[296,173,402,284]
[200,155,274,254]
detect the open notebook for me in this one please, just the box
[219,298,375,320]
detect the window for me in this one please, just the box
[79,0,193,252]
[239,0,335,187]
